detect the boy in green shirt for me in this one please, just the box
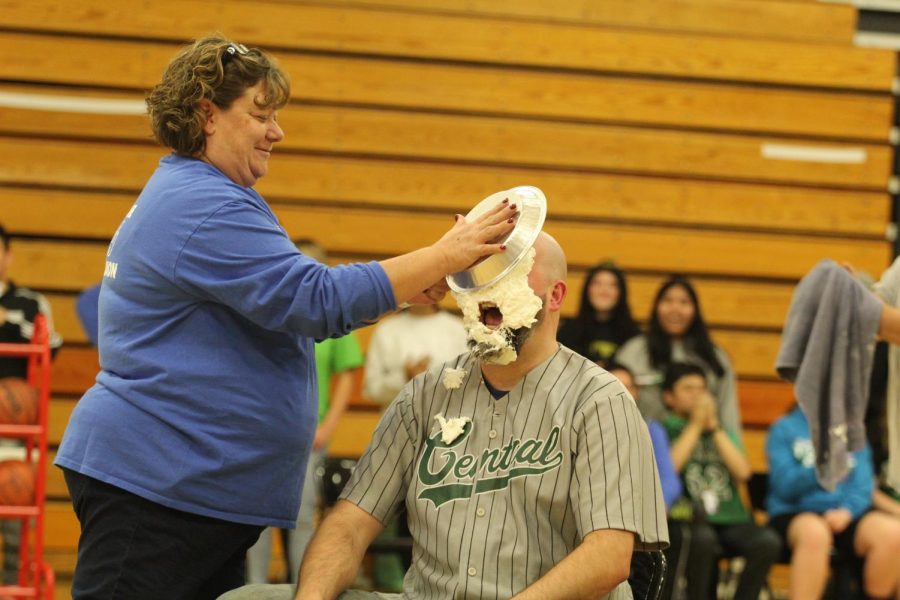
[663,363,779,600]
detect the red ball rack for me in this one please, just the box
[0,314,55,598]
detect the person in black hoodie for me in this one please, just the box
[556,261,640,367]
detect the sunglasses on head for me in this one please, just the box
[221,43,249,66]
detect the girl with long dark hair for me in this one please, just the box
[556,262,640,367]
[616,275,741,434]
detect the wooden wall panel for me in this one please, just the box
[1,146,891,238]
[44,502,79,550]
[2,0,858,44]
[327,0,859,43]
[48,399,76,447]
[43,294,85,347]
[0,95,890,188]
[0,3,892,90]
[50,348,98,396]
[280,106,892,188]
[4,49,894,140]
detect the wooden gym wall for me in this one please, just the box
[0,0,896,579]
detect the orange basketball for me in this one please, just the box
[0,460,35,506]
[0,378,38,426]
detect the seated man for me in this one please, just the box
[222,232,668,600]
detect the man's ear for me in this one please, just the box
[199,99,215,136]
[546,279,567,312]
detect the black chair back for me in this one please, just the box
[317,456,357,507]
[628,551,667,600]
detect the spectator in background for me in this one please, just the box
[363,305,467,407]
[607,360,683,600]
[0,223,62,586]
[662,363,780,600]
[607,361,681,509]
[766,404,900,600]
[246,240,364,584]
[616,275,741,436]
[557,262,640,367]
[362,303,467,590]
[0,224,63,377]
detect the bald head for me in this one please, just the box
[531,232,568,293]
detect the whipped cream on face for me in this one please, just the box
[442,367,467,390]
[452,247,543,365]
[434,413,471,444]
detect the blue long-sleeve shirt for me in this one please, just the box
[647,419,682,509]
[56,155,395,528]
[765,406,873,519]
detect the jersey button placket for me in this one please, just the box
[461,395,492,587]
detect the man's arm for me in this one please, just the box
[294,500,385,600]
[511,529,634,600]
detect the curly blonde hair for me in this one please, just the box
[146,35,290,156]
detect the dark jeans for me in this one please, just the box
[63,468,264,600]
[663,519,719,600]
[663,520,780,600]
[714,522,782,600]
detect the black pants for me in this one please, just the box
[64,469,264,600]
[663,520,719,600]
[663,520,781,600]
[714,522,782,600]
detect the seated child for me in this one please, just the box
[766,404,900,600]
[663,363,780,600]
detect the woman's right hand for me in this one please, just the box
[433,200,518,274]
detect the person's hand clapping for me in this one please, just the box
[689,397,708,428]
[701,392,719,432]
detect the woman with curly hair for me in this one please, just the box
[54,35,515,600]
[615,275,741,436]
[556,262,640,367]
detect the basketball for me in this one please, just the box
[0,461,35,506]
[0,378,39,426]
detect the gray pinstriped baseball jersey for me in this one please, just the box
[341,345,669,599]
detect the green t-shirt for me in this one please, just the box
[314,333,364,423]
[663,413,750,525]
